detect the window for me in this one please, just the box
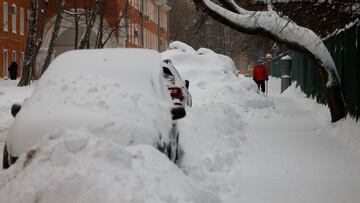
[20,8,24,35]
[12,50,16,63]
[134,26,139,45]
[12,4,17,33]
[3,2,8,31]
[3,49,8,78]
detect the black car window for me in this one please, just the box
[162,67,173,76]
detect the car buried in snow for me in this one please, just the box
[161,59,192,107]
[3,49,185,169]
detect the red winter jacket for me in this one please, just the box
[253,65,267,81]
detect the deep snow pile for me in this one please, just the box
[0,43,275,203]
[9,49,174,157]
[0,129,219,203]
[281,83,360,158]
[162,41,274,178]
[0,80,34,153]
[0,40,360,202]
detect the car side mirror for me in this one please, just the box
[185,80,190,89]
[171,106,186,120]
[11,103,21,117]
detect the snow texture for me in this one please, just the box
[1,42,360,203]
[0,129,220,203]
[7,49,174,157]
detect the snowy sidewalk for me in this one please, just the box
[235,80,360,203]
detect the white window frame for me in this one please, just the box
[4,49,8,78]
[12,4,17,33]
[3,2,8,32]
[20,7,24,35]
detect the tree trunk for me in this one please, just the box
[74,0,79,49]
[125,0,129,48]
[40,0,65,76]
[95,0,106,48]
[79,1,102,49]
[18,0,38,87]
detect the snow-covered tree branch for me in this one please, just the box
[193,0,346,122]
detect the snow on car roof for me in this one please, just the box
[41,48,164,95]
[8,48,173,156]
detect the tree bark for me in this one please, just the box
[74,0,79,49]
[95,0,106,48]
[18,0,38,86]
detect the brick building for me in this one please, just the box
[0,0,170,78]
[0,0,29,79]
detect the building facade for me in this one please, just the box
[0,0,29,79]
[0,0,170,78]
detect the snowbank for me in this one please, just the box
[0,129,220,203]
[8,49,174,157]
[168,41,196,54]
[0,80,34,143]
[282,82,360,158]
[163,42,239,85]
[162,42,274,177]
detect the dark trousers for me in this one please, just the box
[10,73,17,80]
[254,80,265,93]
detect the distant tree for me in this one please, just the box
[192,0,351,122]
[168,0,265,62]
[40,0,65,76]
[20,0,132,80]
[18,0,49,86]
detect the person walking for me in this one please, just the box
[253,60,268,93]
[8,61,18,80]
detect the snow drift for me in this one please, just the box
[0,129,219,203]
[162,42,274,177]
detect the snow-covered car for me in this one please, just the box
[3,49,185,169]
[161,59,192,107]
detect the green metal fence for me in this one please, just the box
[270,23,360,120]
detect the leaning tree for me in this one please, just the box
[192,0,357,122]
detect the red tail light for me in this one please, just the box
[168,87,184,100]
